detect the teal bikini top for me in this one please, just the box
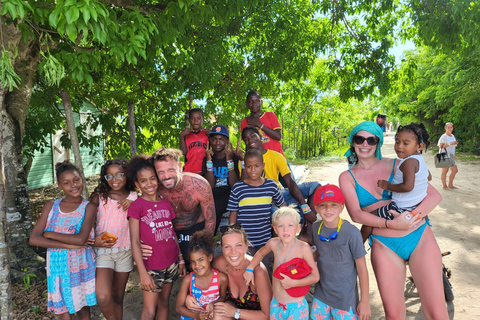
[348,159,397,208]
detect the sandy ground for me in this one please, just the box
[96,133,479,319]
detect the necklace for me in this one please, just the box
[166,189,183,209]
[358,159,379,170]
[277,238,297,266]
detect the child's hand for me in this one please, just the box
[243,270,255,286]
[205,142,214,161]
[235,139,244,160]
[357,299,371,320]
[185,295,204,312]
[377,179,390,190]
[140,272,156,291]
[224,142,234,160]
[204,303,215,319]
[180,128,192,137]
[199,310,209,320]
[85,238,95,246]
[278,273,295,290]
[178,263,187,277]
[118,198,133,211]
[94,232,116,248]
[246,116,262,128]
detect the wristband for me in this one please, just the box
[227,160,235,171]
[246,268,254,273]
[385,219,389,229]
[260,124,265,130]
[178,260,185,264]
[241,161,245,169]
[206,160,213,172]
[301,204,311,214]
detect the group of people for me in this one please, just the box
[29,89,454,320]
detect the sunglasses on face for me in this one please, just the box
[219,223,242,234]
[104,173,125,181]
[352,135,379,146]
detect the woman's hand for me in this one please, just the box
[389,210,419,230]
[214,301,236,318]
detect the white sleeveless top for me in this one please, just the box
[392,154,428,208]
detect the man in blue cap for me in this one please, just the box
[201,125,241,233]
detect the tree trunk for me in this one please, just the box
[2,22,43,288]
[60,90,88,198]
[185,94,193,128]
[0,82,13,320]
[127,101,137,157]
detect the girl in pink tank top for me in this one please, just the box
[90,159,136,320]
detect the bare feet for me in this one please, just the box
[443,186,449,189]
[448,186,459,189]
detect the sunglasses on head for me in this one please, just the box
[352,135,379,146]
[219,223,242,234]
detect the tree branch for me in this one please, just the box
[99,0,167,14]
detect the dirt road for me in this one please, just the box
[111,133,479,319]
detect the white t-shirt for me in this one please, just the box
[437,134,457,155]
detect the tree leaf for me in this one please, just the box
[65,23,78,42]
[80,5,90,24]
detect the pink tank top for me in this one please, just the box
[95,191,137,254]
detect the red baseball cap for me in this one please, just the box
[313,184,345,206]
[273,258,312,297]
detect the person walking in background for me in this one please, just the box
[438,122,459,189]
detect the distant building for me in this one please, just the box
[24,102,104,189]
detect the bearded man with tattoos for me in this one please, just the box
[150,147,216,267]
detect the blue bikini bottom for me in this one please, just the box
[369,219,431,261]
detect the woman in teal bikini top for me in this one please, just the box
[339,121,448,320]
[347,158,396,208]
